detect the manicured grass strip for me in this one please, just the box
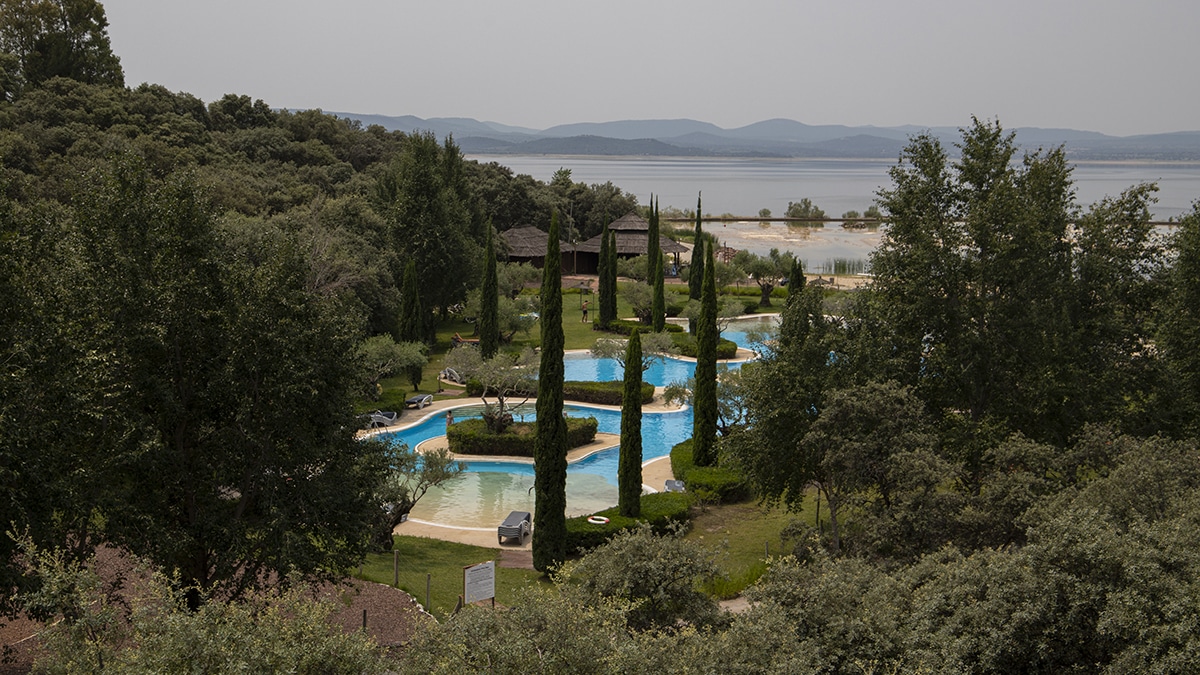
[359,536,545,619]
[685,499,812,599]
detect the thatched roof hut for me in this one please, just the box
[573,213,688,257]
[501,226,551,259]
[500,225,571,271]
[500,214,687,275]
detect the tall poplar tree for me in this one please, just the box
[689,193,705,304]
[397,259,425,390]
[1161,203,1200,430]
[651,254,666,333]
[619,330,644,517]
[788,257,805,297]
[376,132,479,319]
[606,227,619,320]
[687,194,705,334]
[598,222,614,328]
[479,227,499,359]
[650,198,666,332]
[533,212,568,572]
[647,196,661,268]
[692,246,719,466]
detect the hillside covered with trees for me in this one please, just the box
[5,1,1200,672]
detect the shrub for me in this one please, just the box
[565,416,600,449]
[564,491,692,553]
[720,286,788,299]
[602,319,684,336]
[563,380,654,406]
[447,416,597,457]
[669,438,694,479]
[671,335,739,360]
[669,439,750,504]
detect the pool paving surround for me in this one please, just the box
[364,385,684,549]
[363,343,761,549]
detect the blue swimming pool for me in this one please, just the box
[377,403,693,524]
[389,315,777,526]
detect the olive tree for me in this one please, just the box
[358,335,426,398]
[590,331,675,371]
[731,248,795,307]
[443,345,538,433]
[371,440,465,550]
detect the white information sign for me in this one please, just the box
[463,560,495,604]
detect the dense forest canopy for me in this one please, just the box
[5,1,1200,671]
[0,0,640,618]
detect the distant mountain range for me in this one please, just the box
[328,112,1200,162]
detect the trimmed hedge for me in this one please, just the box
[671,334,740,360]
[464,381,655,405]
[734,298,760,315]
[721,285,788,299]
[564,491,693,553]
[564,380,655,406]
[669,439,751,503]
[447,416,598,457]
[602,319,685,335]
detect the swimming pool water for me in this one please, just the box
[388,315,777,526]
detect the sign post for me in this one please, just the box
[463,560,496,607]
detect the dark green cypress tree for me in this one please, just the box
[787,256,805,300]
[397,259,425,390]
[650,198,666,332]
[651,254,666,333]
[397,260,422,342]
[688,238,705,335]
[619,330,643,517]
[533,212,568,572]
[598,223,613,328]
[479,227,499,359]
[688,195,706,336]
[689,193,705,303]
[692,245,718,466]
[606,228,619,321]
[647,196,660,267]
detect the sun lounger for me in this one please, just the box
[440,367,465,384]
[665,479,685,493]
[452,332,480,347]
[367,410,399,428]
[497,511,531,545]
[405,394,433,409]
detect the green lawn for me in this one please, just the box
[355,497,814,614]
[358,279,804,604]
[358,536,546,619]
[684,492,819,598]
[362,277,792,413]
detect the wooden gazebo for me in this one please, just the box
[500,226,571,270]
[571,213,689,275]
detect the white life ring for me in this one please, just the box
[587,516,610,525]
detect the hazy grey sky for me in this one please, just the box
[102,0,1198,137]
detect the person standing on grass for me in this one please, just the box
[581,300,589,323]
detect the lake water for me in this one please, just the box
[469,155,1200,273]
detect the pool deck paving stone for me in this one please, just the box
[373,345,762,613]
[374,387,682,550]
[370,345,761,550]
